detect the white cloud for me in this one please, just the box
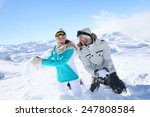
[92,11,150,41]
[0,0,5,8]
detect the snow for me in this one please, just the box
[0,33,150,100]
[0,72,5,79]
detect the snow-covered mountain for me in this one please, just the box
[101,32,150,53]
[0,32,150,100]
[0,40,56,62]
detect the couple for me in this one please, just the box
[32,28,126,97]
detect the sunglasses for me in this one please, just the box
[57,36,66,40]
[55,31,66,37]
[77,31,92,38]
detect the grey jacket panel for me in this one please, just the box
[79,39,116,77]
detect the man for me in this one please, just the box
[77,28,126,94]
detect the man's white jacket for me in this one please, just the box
[78,39,116,77]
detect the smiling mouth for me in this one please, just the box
[60,42,65,45]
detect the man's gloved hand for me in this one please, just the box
[95,69,109,78]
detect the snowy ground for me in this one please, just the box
[0,32,150,100]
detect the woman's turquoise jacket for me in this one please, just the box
[42,46,78,82]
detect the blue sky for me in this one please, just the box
[0,0,150,44]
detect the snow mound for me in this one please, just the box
[0,72,5,79]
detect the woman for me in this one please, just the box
[31,29,81,97]
[77,28,126,94]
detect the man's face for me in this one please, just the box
[78,35,91,45]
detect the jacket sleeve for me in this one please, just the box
[42,48,74,66]
[47,46,57,60]
[102,41,114,71]
[47,50,54,60]
[79,53,96,76]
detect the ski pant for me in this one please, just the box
[106,72,126,94]
[91,72,126,94]
[57,79,81,96]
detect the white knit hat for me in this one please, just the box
[55,28,66,37]
[58,28,64,32]
[81,27,92,34]
[79,27,92,39]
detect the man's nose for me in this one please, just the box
[80,38,84,41]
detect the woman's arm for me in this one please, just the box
[47,50,54,60]
[47,46,56,60]
[42,48,74,66]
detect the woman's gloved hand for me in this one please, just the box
[31,56,42,66]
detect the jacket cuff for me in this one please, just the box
[102,67,109,72]
[94,69,99,76]
[42,59,47,65]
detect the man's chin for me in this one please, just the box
[80,42,86,45]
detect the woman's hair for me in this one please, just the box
[77,33,97,48]
[65,39,71,44]
[65,39,78,54]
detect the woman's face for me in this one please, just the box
[57,35,67,45]
[78,35,91,45]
